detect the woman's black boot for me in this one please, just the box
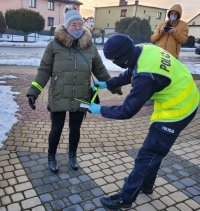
[48,154,59,173]
[69,152,78,170]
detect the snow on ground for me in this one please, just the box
[184,63,200,75]
[0,75,20,148]
[0,34,199,147]
[0,34,51,47]
[0,58,41,67]
[0,34,200,74]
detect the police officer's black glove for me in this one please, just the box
[28,96,36,110]
[109,87,123,95]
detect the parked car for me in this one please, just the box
[195,43,200,55]
[195,47,200,55]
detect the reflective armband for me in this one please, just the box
[32,81,43,92]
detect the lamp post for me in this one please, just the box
[135,0,139,17]
[20,0,23,8]
[57,0,64,25]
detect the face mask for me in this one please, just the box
[67,29,84,39]
[113,60,128,69]
[170,14,177,21]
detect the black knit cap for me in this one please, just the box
[103,34,135,61]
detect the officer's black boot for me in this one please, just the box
[48,154,59,173]
[69,152,78,170]
[124,177,153,194]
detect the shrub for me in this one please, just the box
[0,11,6,35]
[115,17,151,44]
[5,9,45,42]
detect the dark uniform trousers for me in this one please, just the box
[120,109,197,202]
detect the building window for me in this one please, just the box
[48,1,54,10]
[107,23,109,27]
[29,0,36,8]
[108,9,110,13]
[192,22,195,25]
[121,9,127,17]
[48,17,54,26]
[156,12,162,19]
[144,10,146,14]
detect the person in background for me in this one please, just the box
[88,34,199,209]
[151,4,188,59]
[27,8,121,173]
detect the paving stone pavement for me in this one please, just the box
[0,65,200,211]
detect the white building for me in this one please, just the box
[188,13,200,39]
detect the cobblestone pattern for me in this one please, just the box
[0,66,152,154]
[0,150,43,210]
[127,148,200,205]
[13,144,200,211]
[0,66,200,210]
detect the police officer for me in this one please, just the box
[88,34,199,209]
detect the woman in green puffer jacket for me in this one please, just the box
[27,8,121,173]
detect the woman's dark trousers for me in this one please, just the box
[48,111,84,171]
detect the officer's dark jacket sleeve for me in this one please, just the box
[101,73,170,120]
[106,68,132,88]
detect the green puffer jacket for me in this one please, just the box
[27,26,113,112]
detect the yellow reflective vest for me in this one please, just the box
[136,45,199,123]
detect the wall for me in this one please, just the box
[188,26,200,39]
[1,0,22,12]
[1,0,80,31]
[94,6,134,34]
[24,0,67,30]
[188,14,200,39]
[94,5,167,34]
[135,6,167,31]
[188,14,200,26]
